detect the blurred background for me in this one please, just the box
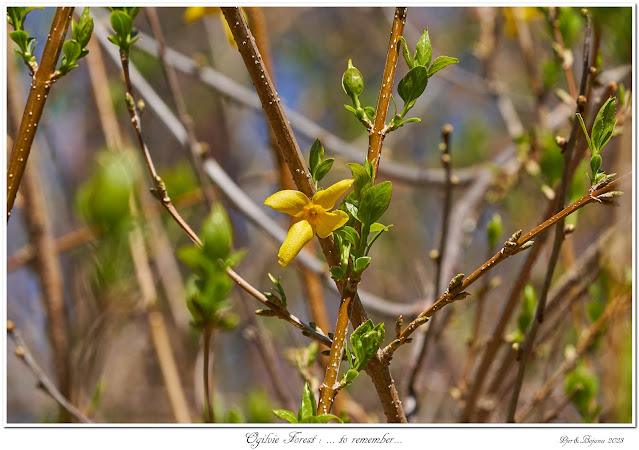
[5,6,633,423]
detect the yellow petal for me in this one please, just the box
[264,190,309,216]
[184,7,214,23]
[315,210,349,239]
[278,220,314,266]
[312,179,354,210]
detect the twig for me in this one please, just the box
[145,7,215,207]
[8,53,72,421]
[225,267,332,348]
[7,7,74,221]
[512,7,543,102]
[368,7,406,178]
[318,281,358,414]
[245,6,332,341]
[202,326,215,423]
[128,206,192,423]
[130,26,481,188]
[381,172,628,363]
[548,7,578,100]
[7,320,92,423]
[516,294,629,422]
[506,13,592,422]
[405,124,455,419]
[238,293,295,411]
[220,7,407,422]
[115,33,201,247]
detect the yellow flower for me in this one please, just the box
[264,179,353,266]
[183,7,248,46]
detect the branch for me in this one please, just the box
[130,26,482,188]
[516,294,629,422]
[506,12,593,421]
[368,7,406,177]
[220,6,407,422]
[7,320,92,424]
[405,124,455,419]
[7,7,74,220]
[381,173,628,362]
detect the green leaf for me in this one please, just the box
[564,362,599,421]
[358,181,392,226]
[9,30,29,52]
[201,203,233,261]
[414,28,432,67]
[350,320,385,371]
[267,273,287,308]
[316,413,343,424]
[398,36,415,69]
[330,266,345,281]
[486,213,503,249]
[427,56,459,77]
[518,284,536,333]
[363,106,376,122]
[575,113,594,156]
[354,256,371,273]
[339,226,360,247]
[344,200,360,222]
[590,154,602,182]
[273,409,298,423]
[297,381,317,421]
[73,7,94,49]
[365,224,392,255]
[342,369,359,385]
[110,10,132,38]
[591,97,616,153]
[177,245,206,272]
[398,66,428,113]
[347,163,372,201]
[309,139,324,175]
[313,158,334,184]
[63,39,82,62]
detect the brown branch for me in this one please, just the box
[225,266,332,347]
[516,294,629,422]
[506,12,592,421]
[7,320,92,424]
[127,207,192,423]
[381,172,628,363]
[116,41,202,247]
[368,7,406,178]
[405,124,455,419]
[244,5,332,351]
[221,6,407,422]
[318,282,358,414]
[7,53,72,421]
[548,7,578,100]
[7,7,74,221]
[145,7,215,208]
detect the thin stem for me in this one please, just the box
[516,294,629,423]
[548,7,578,100]
[506,13,592,422]
[382,173,628,362]
[7,54,72,421]
[318,281,358,414]
[202,326,215,423]
[7,7,74,221]
[7,320,92,424]
[128,204,192,423]
[405,124,454,419]
[117,45,202,247]
[368,7,406,178]
[145,7,215,207]
[131,26,480,188]
[225,267,332,348]
[221,6,406,422]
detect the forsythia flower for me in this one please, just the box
[183,7,248,46]
[264,179,353,266]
